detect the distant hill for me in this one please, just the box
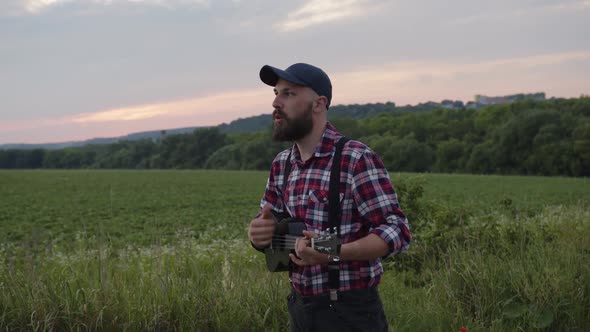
[0,102,470,150]
[0,93,547,150]
[0,127,202,150]
[217,114,272,134]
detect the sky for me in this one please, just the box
[1,0,589,144]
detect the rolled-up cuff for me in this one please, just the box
[371,223,411,259]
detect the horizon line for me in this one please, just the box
[2,91,585,146]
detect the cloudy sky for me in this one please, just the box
[1,0,589,144]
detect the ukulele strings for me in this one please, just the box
[271,234,299,246]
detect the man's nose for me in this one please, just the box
[272,96,281,110]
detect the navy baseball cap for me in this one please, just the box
[260,63,332,108]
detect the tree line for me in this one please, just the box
[1,97,589,176]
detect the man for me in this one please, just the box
[248,63,411,331]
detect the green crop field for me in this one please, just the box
[0,170,267,248]
[0,170,588,331]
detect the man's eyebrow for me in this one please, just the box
[274,87,295,93]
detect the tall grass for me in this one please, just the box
[384,204,590,331]
[0,226,289,331]
[1,205,588,331]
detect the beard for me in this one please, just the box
[272,102,314,142]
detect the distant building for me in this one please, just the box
[466,101,478,109]
[416,92,547,113]
[474,92,546,106]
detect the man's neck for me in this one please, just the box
[295,121,327,162]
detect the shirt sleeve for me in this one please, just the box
[260,150,290,213]
[252,153,285,253]
[350,147,412,258]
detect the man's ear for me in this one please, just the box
[313,96,328,112]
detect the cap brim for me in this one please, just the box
[259,65,307,87]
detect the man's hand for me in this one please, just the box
[289,230,329,266]
[248,204,276,249]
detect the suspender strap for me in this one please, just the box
[282,149,293,272]
[282,137,349,300]
[283,149,292,199]
[328,137,349,301]
[329,137,348,234]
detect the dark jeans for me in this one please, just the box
[287,286,388,332]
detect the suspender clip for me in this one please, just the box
[330,289,338,301]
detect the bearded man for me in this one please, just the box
[248,63,411,332]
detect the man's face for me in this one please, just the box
[271,80,315,142]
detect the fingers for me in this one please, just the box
[249,222,274,247]
[294,237,310,258]
[248,206,276,248]
[289,253,304,266]
[289,230,333,266]
[260,203,274,219]
[289,250,328,266]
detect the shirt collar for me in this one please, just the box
[289,122,342,164]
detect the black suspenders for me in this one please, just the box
[327,137,349,300]
[282,136,349,301]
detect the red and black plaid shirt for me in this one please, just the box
[261,123,411,296]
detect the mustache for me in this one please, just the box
[273,109,286,118]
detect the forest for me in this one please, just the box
[1,96,589,176]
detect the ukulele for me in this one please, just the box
[265,211,340,272]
